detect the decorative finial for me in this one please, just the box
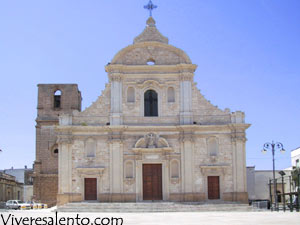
[146,17,156,27]
[144,0,157,17]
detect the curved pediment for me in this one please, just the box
[111,42,192,66]
[133,133,172,153]
[135,133,169,148]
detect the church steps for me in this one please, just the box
[57,202,254,212]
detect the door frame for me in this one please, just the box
[142,164,163,201]
[84,178,98,201]
[207,176,220,200]
[136,159,169,201]
[204,173,224,200]
[80,175,102,201]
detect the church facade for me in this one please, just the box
[33,16,250,206]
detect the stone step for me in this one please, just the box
[57,202,254,212]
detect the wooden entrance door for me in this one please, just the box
[208,176,220,200]
[143,164,162,200]
[84,178,97,200]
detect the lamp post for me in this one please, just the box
[262,141,285,211]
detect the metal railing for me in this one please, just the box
[269,174,300,212]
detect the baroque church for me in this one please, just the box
[33,4,250,206]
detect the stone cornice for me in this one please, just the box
[132,147,173,154]
[105,64,197,74]
[199,163,230,168]
[55,123,250,134]
[228,123,251,130]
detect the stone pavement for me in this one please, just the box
[0,210,299,225]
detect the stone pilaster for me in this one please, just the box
[230,130,248,203]
[180,133,194,201]
[109,73,123,125]
[180,73,193,124]
[109,133,124,201]
[57,135,73,205]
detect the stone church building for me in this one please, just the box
[33,16,250,206]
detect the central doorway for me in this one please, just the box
[143,164,163,200]
[84,178,97,200]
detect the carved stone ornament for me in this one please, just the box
[137,79,164,89]
[76,167,105,177]
[210,155,218,163]
[133,133,172,153]
[231,134,247,143]
[109,73,123,82]
[170,177,180,184]
[124,178,135,186]
[199,164,230,176]
[179,73,193,81]
[146,133,157,148]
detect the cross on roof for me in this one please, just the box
[144,0,157,17]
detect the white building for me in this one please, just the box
[2,166,33,202]
[291,147,300,168]
[247,166,292,202]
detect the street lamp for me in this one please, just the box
[262,141,285,211]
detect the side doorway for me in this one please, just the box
[207,176,220,200]
[84,178,97,201]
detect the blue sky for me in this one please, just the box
[0,0,299,170]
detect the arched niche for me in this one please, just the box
[171,160,180,178]
[127,87,135,103]
[125,161,134,179]
[85,138,96,157]
[167,87,175,103]
[207,137,219,157]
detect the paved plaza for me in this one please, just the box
[0,210,299,225]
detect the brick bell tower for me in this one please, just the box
[33,84,81,206]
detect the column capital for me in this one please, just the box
[57,135,73,144]
[109,73,123,82]
[231,134,247,143]
[108,132,124,144]
[179,133,195,143]
[179,73,194,81]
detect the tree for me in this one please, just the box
[291,167,300,191]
